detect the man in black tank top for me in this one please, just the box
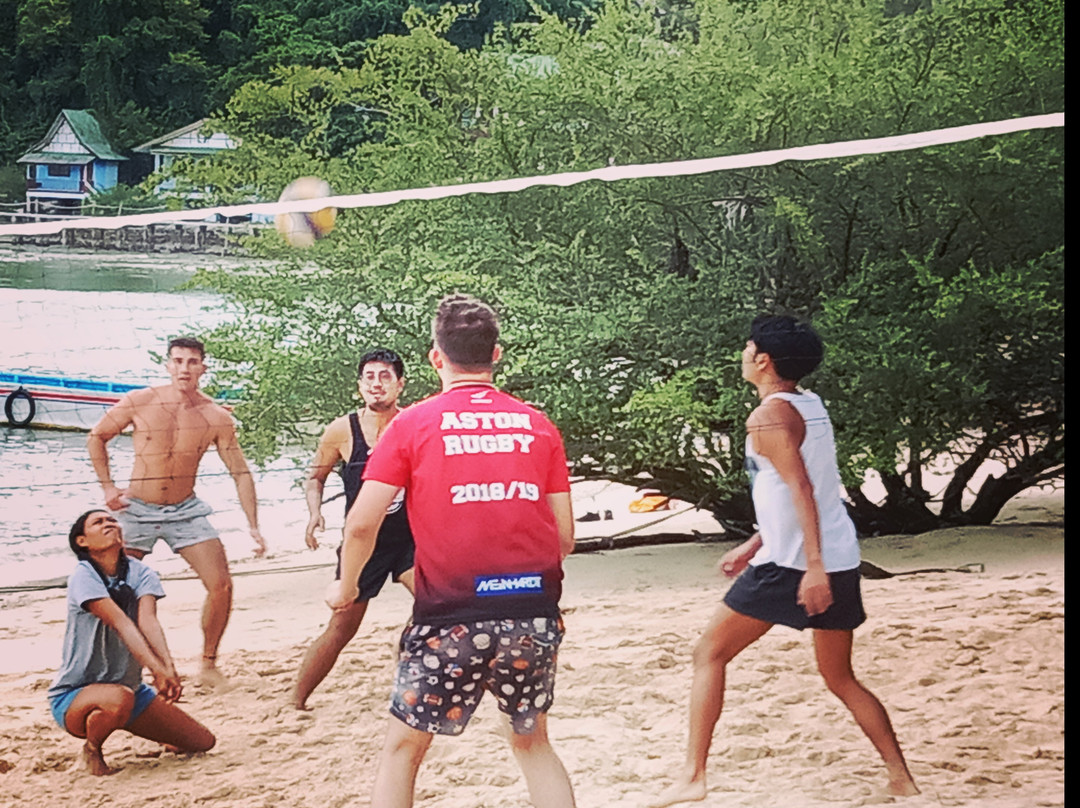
[291,349,415,710]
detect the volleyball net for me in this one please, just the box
[0,113,1064,237]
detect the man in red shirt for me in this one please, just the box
[327,294,576,808]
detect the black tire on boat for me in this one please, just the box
[4,387,35,427]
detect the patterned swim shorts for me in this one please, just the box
[389,616,564,736]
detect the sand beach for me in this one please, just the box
[0,489,1063,808]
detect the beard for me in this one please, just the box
[366,399,395,413]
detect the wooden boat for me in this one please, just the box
[1,372,142,430]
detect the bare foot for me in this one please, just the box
[81,742,119,776]
[647,779,707,808]
[293,699,313,712]
[888,776,921,797]
[198,664,230,690]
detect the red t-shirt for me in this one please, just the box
[363,383,571,624]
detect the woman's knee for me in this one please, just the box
[818,664,861,700]
[692,633,738,668]
[96,686,136,721]
[69,686,135,735]
[189,726,216,753]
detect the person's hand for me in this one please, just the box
[325,579,358,612]
[718,535,759,578]
[153,671,183,703]
[250,527,267,558]
[103,483,129,511]
[304,514,324,550]
[797,565,833,616]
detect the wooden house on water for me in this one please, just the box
[17,110,127,214]
[133,119,236,201]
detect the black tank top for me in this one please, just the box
[342,412,412,542]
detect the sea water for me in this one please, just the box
[0,248,332,590]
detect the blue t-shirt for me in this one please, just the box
[48,558,166,699]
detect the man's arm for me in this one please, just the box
[87,396,137,510]
[303,419,348,550]
[326,481,397,610]
[136,595,182,702]
[546,492,575,560]
[749,400,832,616]
[214,416,266,557]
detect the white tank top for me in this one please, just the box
[745,391,860,572]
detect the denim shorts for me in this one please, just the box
[49,682,158,731]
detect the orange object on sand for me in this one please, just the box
[628,494,671,513]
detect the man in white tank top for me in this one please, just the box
[651,316,918,807]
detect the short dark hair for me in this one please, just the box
[358,348,405,379]
[168,337,205,360]
[433,294,499,371]
[750,315,823,382]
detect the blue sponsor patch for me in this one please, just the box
[474,573,544,597]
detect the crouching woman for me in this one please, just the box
[47,510,215,775]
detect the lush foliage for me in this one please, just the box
[185,0,1063,534]
[0,0,597,163]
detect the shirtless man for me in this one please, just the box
[291,348,415,710]
[651,315,918,806]
[87,337,265,686]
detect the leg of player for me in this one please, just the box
[508,713,576,808]
[370,719,434,808]
[125,696,216,754]
[63,684,136,775]
[291,600,368,710]
[178,539,233,687]
[650,605,772,807]
[813,629,919,796]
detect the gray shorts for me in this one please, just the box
[116,495,219,555]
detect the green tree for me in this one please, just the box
[187,0,1063,535]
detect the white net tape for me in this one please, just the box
[0,112,1063,237]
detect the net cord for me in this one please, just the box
[0,113,1063,237]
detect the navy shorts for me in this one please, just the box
[724,562,866,631]
[389,617,564,736]
[335,538,414,602]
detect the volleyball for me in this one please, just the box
[275,177,337,247]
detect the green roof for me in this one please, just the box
[62,110,127,160]
[20,110,127,163]
[16,151,94,165]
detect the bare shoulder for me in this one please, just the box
[748,397,799,428]
[125,386,162,408]
[747,397,804,447]
[320,413,353,447]
[326,412,352,433]
[202,398,238,428]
